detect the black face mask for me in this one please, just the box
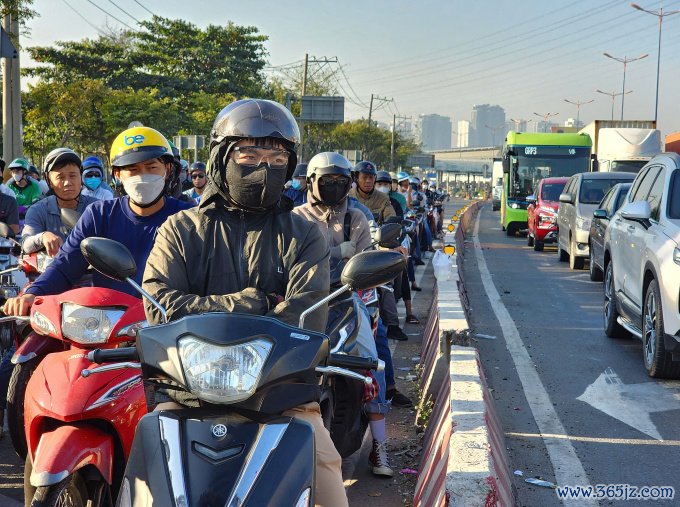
[318,178,351,206]
[225,159,287,211]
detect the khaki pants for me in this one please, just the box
[156,401,348,507]
[283,402,349,507]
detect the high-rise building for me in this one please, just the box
[469,104,506,147]
[457,120,471,148]
[416,114,452,151]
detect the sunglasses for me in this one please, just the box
[191,173,206,179]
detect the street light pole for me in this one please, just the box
[596,89,633,121]
[533,112,559,133]
[631,3,680,123]
[603,51,648,120]
[564,98,594,130]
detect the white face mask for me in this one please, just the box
[12,173,23,184]
[376,185,390,194]
[123,174,166,206]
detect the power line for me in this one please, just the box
[83,0,135,30]
[107,0,141,23]
[61,0,107,35]
[132,0,156,17]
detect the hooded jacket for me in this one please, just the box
[142,154,330,333]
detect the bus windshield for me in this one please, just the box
[508,149,590,200]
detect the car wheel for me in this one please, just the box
[589,245,603,282]
[642,280,680,378]
[557,230,568,261]
[527,232,534,247]
[569,236,584,270]
[533,239,544,252]
[506,223,515,237]
[603,262,625,338]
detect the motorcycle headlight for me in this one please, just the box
[61,304,125,344]
[178,336,273,404]
[31,310,58,336]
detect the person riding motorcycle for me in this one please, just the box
[349,161,395,224]
[376,170,404,217]
[22,148,99,256]
[3,126,192,316]
[80,156,115,201]
[293,151,395,477]
[182,161,207,203]
[141,98,347,507]
[283,163,308,206]
[7,158,42,208]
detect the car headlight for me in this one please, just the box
[179,336,273,404]
[61,304,125,344]
[31,310,57,336]
[576,217,591,231]
[674,247,680,266]
[510,203,519,209]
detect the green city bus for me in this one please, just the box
[501,132,593,235]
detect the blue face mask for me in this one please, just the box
[84,176,102,191]
[291,179,303,190]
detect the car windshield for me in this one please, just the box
[610,160,647,173]
[579,178,632,204]
[540,182,565,202]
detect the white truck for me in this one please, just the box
[579,120,661,173]
[491,157,503,211]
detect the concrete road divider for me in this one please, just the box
[413,200,515,507]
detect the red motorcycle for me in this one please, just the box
[22,287,147,506]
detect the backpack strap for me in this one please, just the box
[343,212,352,242]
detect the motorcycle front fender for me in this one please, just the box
[12,331,62,364]
[30,424,113,487]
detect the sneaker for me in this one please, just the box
[369,439,394,477]
[387,388,413,408]
[387,325,408,341]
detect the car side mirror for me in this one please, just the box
[559,193,573,204]
[80,237,137,282]
[341,251,406,291]
[593,209,608,219]
[621,201,652,223]
[0,222,15,239]
[60,208,83,230]
[526,195,537,204]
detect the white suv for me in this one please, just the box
[603,153,680,378]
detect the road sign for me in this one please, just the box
[406,153,435,168]
[299,96,344,123]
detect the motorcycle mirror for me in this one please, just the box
[80,237,137,282]
[60,208,83,229]
[0,222,15,239]
[375,222,403,249]
[341,250,406,292]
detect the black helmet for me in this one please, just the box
[210,99,300,178]
[307,152,353,180]
[190,161,206,173]
[292,163,308,179]
[376,170,392,183]
[355,160,377,176]
[44,148,82,175]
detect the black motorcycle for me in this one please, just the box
[79,237,405,506]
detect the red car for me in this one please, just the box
[527,177,568,251]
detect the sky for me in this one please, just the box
[18,0,680,137]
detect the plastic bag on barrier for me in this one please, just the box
[432,249,451,281]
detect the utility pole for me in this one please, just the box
[2,14,22,169]
[390,114,411,170]
[368,94,374,126]
[364,95,393,160]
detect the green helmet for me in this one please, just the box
[8,158,29,171]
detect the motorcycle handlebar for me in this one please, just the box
[328,353,382,372]
[88,347,139,364]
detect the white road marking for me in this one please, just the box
[577,367,680,440]
[472,210,596,506]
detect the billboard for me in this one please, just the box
[300,96,345,123]
[406,153,436,168]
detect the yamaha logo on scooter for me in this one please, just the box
[212,423,228,439]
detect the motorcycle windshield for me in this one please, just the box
[137,313,329,413]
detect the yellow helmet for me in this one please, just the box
[110,126,173,168]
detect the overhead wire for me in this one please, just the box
[82,0,135,30]
[107,0,141,23]
[132,0,156,17]
[61,0,107,35]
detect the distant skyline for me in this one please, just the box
[19,0,680,135]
